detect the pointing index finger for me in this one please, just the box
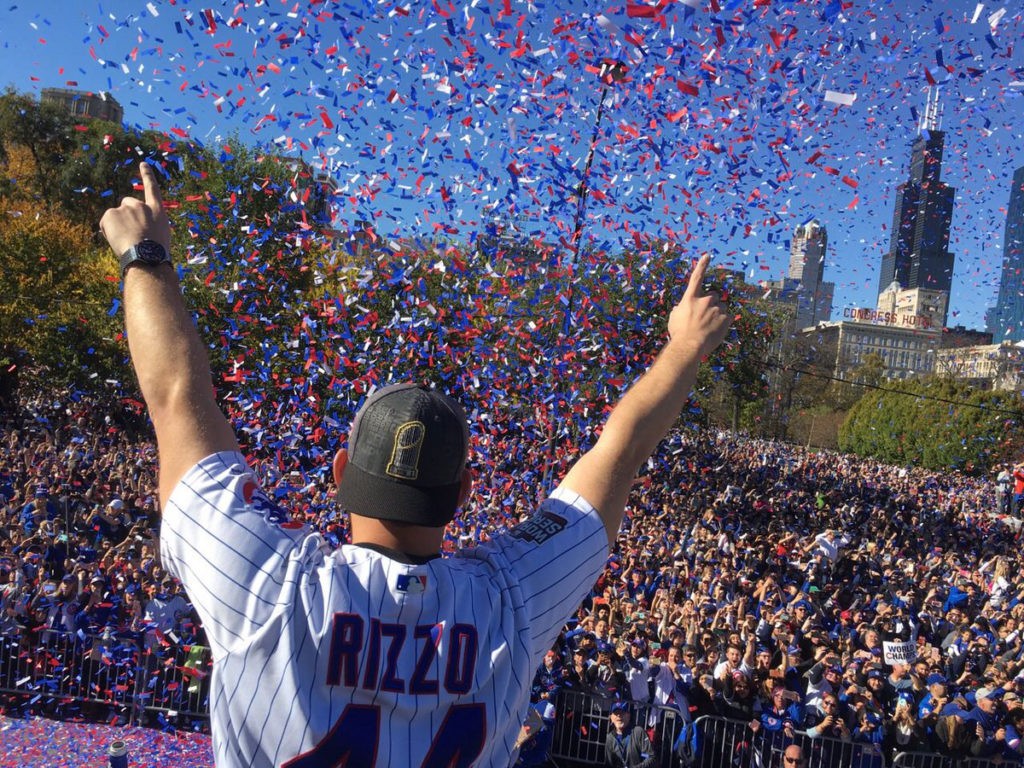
[139,162,163,211]
[685,254,711,297]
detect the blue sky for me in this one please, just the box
[1,0,1022,330]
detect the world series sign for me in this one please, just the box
[883,640,918,666]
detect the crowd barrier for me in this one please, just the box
[547,691,1019,768]
[0,640,1019,767]
[892,756,1009,768]
[0,630,211,729]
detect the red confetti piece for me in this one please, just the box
[626,3,659,18]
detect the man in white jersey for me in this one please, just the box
[99,162,731,767]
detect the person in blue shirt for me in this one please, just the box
[918,674,954,719]
[1003,706,1024,762]
[749,684,803,763]
[531,650,564,703]
[962,687,1007,758]
[853,707,886,767]
[605,701,657,768]
[19,488,57,535]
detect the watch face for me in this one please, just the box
[136,240,167,264]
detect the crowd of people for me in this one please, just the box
[0,393,194,648]
[2,387,1024,764]
[525,434,1024,765]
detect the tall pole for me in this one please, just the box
[562,60,628,335]
[543,61,627,490]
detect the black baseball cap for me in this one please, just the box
[336,383,470,527]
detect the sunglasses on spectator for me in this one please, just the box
[784,758,805,766]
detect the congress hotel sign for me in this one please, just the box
[842,308,935,329]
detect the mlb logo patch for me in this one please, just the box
[396,574,428,594]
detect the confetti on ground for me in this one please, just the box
[0,716,213,768]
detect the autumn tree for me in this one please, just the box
[0,195,122,385]
[0,88,74,205]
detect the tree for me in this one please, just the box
[0,194,122,385]
[0,88,74,205]
[56,120,167,227]
[838,378,1024,473]
[828,352,885,411]
[695,290,779,432]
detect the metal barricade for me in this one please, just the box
[891,753,1014,768]
[550,690,689,767]
[549,701,877,768]
[0,630,211,728]
[3,641,1022,767]
[892,752,954,768]
[0,631,140,719]
[954,760,1017,768]
[134,640,212,724]
[685,715,742,768]
[801,733,886,768]
[546,695,1019,768]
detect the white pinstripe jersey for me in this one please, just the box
[162,452,608,767]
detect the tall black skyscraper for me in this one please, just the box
[877,94,956,318]
[986,166,1024,342]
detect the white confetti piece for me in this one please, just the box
[824,90,857,106]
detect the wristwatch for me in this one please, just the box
[120,239,171,276]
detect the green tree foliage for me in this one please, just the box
[0,89,167,221]
[4,86,1020,476]
[56,120,167,227]
[838,378,1024,473]
[699,292,779,432]
[0,88,74,204]
[767,328,881,448]
[168,141,343,393]
[0,89,325,390]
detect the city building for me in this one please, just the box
[942,325,993,350]
[986,166,1024,342]
[803,319,941,382]
[761,219,833,330]
[787,219,834,328]
[40,87,123,124]
[934,341,1024,391]
[806,288,991,384]
[877,90,955,325]
[875,283,946,331]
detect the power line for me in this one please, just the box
[761,358,1024,418]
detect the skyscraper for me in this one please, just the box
[986,166,1024,342]
[877,91,956,323]
[787,219,833,328]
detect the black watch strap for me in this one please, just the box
[120,239,171,276]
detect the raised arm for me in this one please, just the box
[100,162,238,507]
[559,254,731,546]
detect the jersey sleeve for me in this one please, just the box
[480,486,608,659]
[162,451,320,656]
